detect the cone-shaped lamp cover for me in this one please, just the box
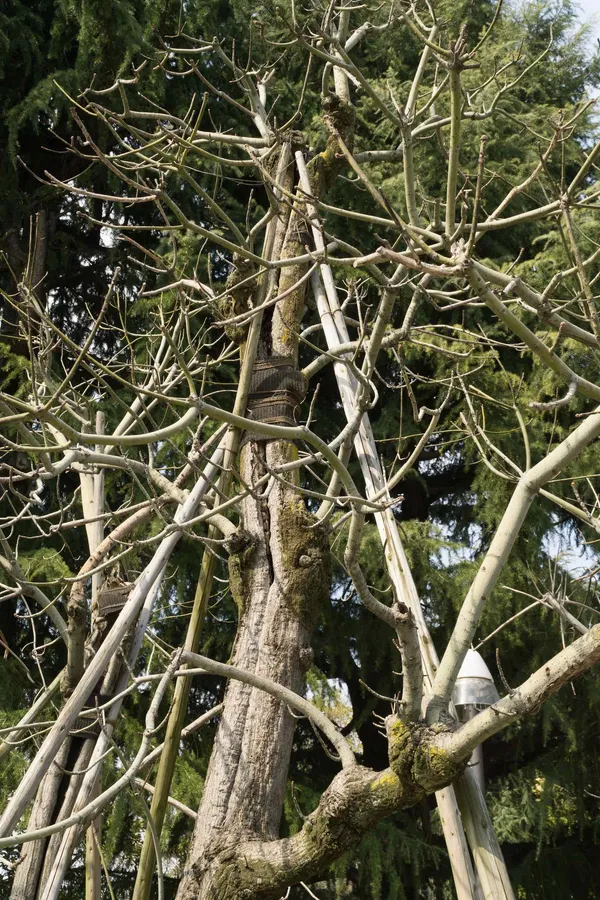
[453,649,499,708]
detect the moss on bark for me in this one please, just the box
[387,716,467,795]
[218,256,257,344]
[275,495,330,622]
[227,530,256,617]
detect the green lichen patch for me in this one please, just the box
[275,497,331,624]
[227,529,256,616]
[387,716,467,796]
[218,256,257,344]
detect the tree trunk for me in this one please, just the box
[177,107,355,899]
[9,739,72,900]
[177,438,331,899]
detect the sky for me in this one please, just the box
[579,0,599,38]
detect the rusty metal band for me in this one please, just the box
[69,692,112,738]
[97,582,133,618]
[243,357,307,445]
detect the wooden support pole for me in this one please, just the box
[86,410,105,900]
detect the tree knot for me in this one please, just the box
[386,716,466,795]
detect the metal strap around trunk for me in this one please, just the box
[97,580,133,618]
[244,357,307,443]
[248,357,307,401]
[69,692,112,739]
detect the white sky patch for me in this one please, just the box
[543,524,599,579]
[100,226,115,248]
[579,0,599,39]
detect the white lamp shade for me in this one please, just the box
[452,649,499,709]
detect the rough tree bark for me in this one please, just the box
[177,113,355,896]
[177,443,331,898]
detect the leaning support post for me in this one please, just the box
[296,151,512,900]
[37,439,227,900]
[455,769,516,900]
[132,547,218,900]
[86,410,104,900]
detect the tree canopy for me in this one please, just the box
[1,1,600,898]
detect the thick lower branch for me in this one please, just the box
[441,624,600,760]
[183,718,466,900]
[181,624,600,899]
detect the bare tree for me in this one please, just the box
[1,3,600,898]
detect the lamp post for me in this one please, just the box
[452,652,515,900]
[453,650,499,793]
